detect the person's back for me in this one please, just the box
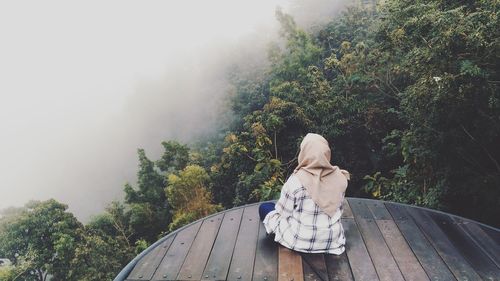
[259,133,349,254]
[263,174,346,254]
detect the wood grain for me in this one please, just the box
[407,207,481,280]
[253,222,278,281]
[227,205,261,281]
[343,218,379,281]
[202,208,244,280]
[127,234,176,281]
[177,213,224,280]
[278,246,304,281]
[301,254,328,281]
[428,211,500,280]
[350,201,404,281]
[151,221,202,281]
[324,252,354,281]
[385,203,456,281]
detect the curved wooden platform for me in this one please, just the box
[115,198,500,281]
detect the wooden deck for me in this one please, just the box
[115,198,500,281]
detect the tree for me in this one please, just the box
[0,200,82,281]
[363,0,500,224]
[166,165,222,230]
[156,141,190,173]
[68,230,134,281]
[124,149,171,242]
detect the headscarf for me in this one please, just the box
[293,133,350,217]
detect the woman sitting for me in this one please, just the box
[259,133,350,254]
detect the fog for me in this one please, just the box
[0,0,348,221]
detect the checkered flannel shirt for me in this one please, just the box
[263,174,346,254]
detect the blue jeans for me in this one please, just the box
[259,202,276,221]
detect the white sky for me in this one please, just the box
[0,0,345,221]
[0,0,291,220]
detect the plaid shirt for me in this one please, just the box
[263,174,346,254]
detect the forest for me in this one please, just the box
[1,0,499,280]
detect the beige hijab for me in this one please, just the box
[293,133,350,217]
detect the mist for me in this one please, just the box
[0,0,348,221]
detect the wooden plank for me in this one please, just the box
[152,221,202,280]
[253,222,278,281]
[302,258,321,281]
[127,234,176,280]
[350,202,405,281]
[177,213,224,280]
[342,218,379,281]
[348,198,372,219]
[428,211,500,280]
[342,199,353,218]
[458,218,500,268]
[202,208,244,280]
[406,207,482,280]
[365,202,429,281]
[386,203,411,221]
[364,200,392,220]
[278,246,304,281]
[385,203,455,281]
[227,205,260,281]
[375,220,430,281]
[301,254,328,281]
[324,253,354,281]
[479,225,500,246]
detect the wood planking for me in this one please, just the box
[342,218,379,281]
[364,200,392,220]
[177,213,224,280]
[375,220,430,281]
[385,203,456,281]
[457,218,500,268]
[350,200,405,281]
[428,211,500,280]
[122,200,500,281]
[324,252,354,281]
[342,199,354,218]
[227,205,261,281]
[278,246,304,281]
[253,222,278,281]
[127,234,177,281]
[302,258,322,281]
[386,203,411,221]
[202,208,244,281]
[348,199,373,219]
[367,202,429,281]
[406,207,482,280]
[301,254,328,281]
[152,221,203,281]
[479,224,500,249]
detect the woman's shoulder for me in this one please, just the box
[284,174,304,193]
[333,166,350,181]
[339,169,350,180]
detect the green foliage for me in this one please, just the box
[0,200,82,281]
[125,149,166,206]
[364,165,445,207]
[124,149,170,242]
[156,141,190,172]
[166,165,222,231]
[68,231,134,281]
[209,0,500,226]
[376,0,500,222]
[0,266,16,281]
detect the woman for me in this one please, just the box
[259,133,350,254]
